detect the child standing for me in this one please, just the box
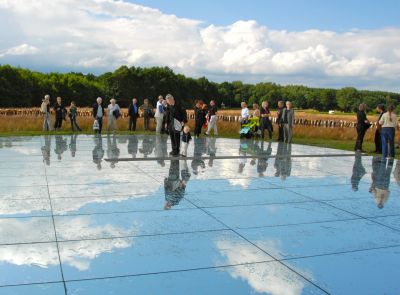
[181,125,192,157]
[69,101,82,132]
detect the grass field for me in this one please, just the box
[0,109,399,158]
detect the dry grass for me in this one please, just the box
[1,109,398,144]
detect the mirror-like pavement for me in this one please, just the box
[0,135,399,295]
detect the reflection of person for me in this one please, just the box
[354,103,370,152]
[69,134,78,157]
[92,97,105,134]
[374,104,385,153]
[107,134,120,168]
[41,135,51,165]
[155,135,168,167]
[41,94,52,131]
[165,94,187,156]
[206,137,217,167]
[370,159,394,208]
[257,141,272,177]
[192,137,206,174]
[128,98,139,131]
[140,136,155,158]
[53,96,66,131]
[54,135,67,160]
[127,135,138,158]
[351,153,366,191]
[164,160,190,209]
[274,142,292,180]
[238,139,248,173]
[92,134,104,170]
[394,160,400,186]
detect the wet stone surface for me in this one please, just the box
[0,134,399,294]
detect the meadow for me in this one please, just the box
[0,108,399,156]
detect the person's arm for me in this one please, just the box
[379,113,385,126]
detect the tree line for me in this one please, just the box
[1,64,399,112]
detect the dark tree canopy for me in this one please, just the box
[0,64,399,112]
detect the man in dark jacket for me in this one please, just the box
[165,94,187,156]
[276,100,285,142]
[128,98,139,131]
[53,96,66,131]
[92,97,105,134]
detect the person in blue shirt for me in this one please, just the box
[128,98,139,131]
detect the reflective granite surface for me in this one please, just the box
[0,135,399,295]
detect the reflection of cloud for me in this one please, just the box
[216,240,306,295]
[0,217,135,271]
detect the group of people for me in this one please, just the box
[355,103,399,160]
[239,100,295,143]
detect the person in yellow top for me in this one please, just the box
[379,105,398,159]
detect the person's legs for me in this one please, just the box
[212,116,218,135]
[267,121,273,139]
[381,128,388,158]
[144,116,149,130]
[283,124,289,143]
[374,129,382,153]
[156,117,163,133]
[287,126,293,143]
[43,115,49,131]
[132,117,136,131]
[129,117,133,131]
[355,128,362,151]
[278,125,284,142]
[97,117,103,134]
[70,118,75,131]
[74,118,81,131]
[388,128,395,158]
[181,142,188,156]
[169,130,180,155]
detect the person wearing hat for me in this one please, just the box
[92,97,105,134]
[41,94,52,131]
[107,98,121,133]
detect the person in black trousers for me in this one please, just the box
[374,104,385,153]
[355,103,370,152]
[260,101,273,139]
[128,98,139,131]
[53,96,66,130]
[276,100,285,142]
[165,94,187,156]
[351,151,366,191]
[92,97,105,134]
[194,100,205,137]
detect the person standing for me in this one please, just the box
[260,101,273,139]
[41,94,52,131]
[181,125,192,157]
[379,105,398,160]
[354,103,371,152]
[155,95,165,134]
[165,94,187,156]
[107,98,121,133]
[92,97,105,134]
[53,96,66,131]
[205,100,218,136]
[281,101,295,143]
[68,101,81,132]
[140,98,153,131]
[276,100,285,142]
[194,100,205,138]
[128,98,139,131]
[374,104,386,153]
[240,102,249,126]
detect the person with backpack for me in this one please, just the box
[68,101,82,132]
[41,94,52,131]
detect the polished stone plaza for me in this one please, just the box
[0,135,399,294]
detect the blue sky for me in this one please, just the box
[0,0,399,91]
[129,0,400,31]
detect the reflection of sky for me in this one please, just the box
[0,135,399,291]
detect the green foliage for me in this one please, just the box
[0,64,399,110]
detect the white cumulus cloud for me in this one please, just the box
[0,0,399,91]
